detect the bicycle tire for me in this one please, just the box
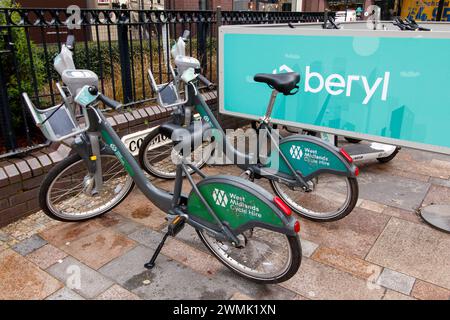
[197,229,301,284]
[39,153,134,222]
[138,126,211,179]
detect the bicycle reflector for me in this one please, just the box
[294,220,301,233]
[273,196,292,216]
[340,148,353,163]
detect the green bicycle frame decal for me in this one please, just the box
[101,129,135,177]
[187,182,284,230]
[196,103,215,127]
[268,139,348,177]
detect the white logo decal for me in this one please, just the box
[273,64,294,74]
[290,145,303,160]
[273,64,390,105]
[212,188,228,207]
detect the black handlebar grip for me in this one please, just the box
[198,74,215,90]
[66,34,75,50]
[98,94,122,111]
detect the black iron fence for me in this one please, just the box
[0,7,329,157]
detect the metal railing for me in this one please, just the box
[0,7,329,157]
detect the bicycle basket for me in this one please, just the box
[22,92,89,142]
[148,68,187,109]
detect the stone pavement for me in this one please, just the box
[1,146,450,300]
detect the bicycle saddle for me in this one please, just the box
[159,122,209,148]
[254,72,300,95]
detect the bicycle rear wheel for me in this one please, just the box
[271,175,358,222]
[197,228,301,283]
[39,153,134,221]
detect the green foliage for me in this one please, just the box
[0,0,45,128]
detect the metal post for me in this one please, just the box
[323,9,329,27]
[117,13,133,104]
[437,0,445,21]
[0,55,17,151]
[345,0,349,21]
[216,6,222,123]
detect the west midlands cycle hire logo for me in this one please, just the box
[273,64,391,105]
[212,188,228,207]
[212,188,262,218]
[290,145,303,160]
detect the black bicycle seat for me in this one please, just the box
[159,122,209,148]
[254,72,300,95]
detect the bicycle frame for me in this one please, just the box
[76,100,296,244]
[185,82,358,190]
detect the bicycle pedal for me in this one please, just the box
[167,215,186,237]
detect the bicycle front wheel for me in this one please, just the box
[138,126,212,179]
[197,228,301,284]
[39,153,134,221]
[271,175,358,222]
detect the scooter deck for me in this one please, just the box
[344,143,397,161]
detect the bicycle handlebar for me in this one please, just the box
[98,93,122,111]
[198,74,215,90]
[88,86,122,110]
[66,34,75,50]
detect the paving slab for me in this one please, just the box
[361,163,431,183]
[401,148,450,163]
[47,256,113,299]
[376,268,415,295]
[280,258,385,300]
[60,228,136,270]
[382,290,416,300]
[213,268,298,300]
[357,169,430,211]
[99,245,232,300]
[26,244,68,270]
[95,284,141,300]
[422,184,450,207]
[300,207,390,258]
[40,220,105,248]
[381,206,422,224]
[312,246,382,281]
[128,227,163,250]
[99,246,156,286]
[300,238,318,258]
[11,234,47,256]
[229,292,254,300]
[367,218,450,290]
[161,238,224,277]
[358,199,386,213]
[46,287,85,300]
[112,217,143,235]
[174,224,208,253]
[113,190,167,231]
[411,280,450,300]
[0,249,62,299]
[386,156,449,179]
[429,177,450,188]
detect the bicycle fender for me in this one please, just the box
[187,175,298,236]
[267,135,358,180]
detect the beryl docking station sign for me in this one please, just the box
[218,22,450,154]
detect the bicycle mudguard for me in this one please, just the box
[267,135,358,180]
[187,175,298,236]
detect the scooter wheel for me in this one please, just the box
[377,147,400,163]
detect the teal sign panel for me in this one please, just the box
[220,31,450,154]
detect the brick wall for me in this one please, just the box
[0,91,248,227]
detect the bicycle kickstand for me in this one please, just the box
[144,215,186,269]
